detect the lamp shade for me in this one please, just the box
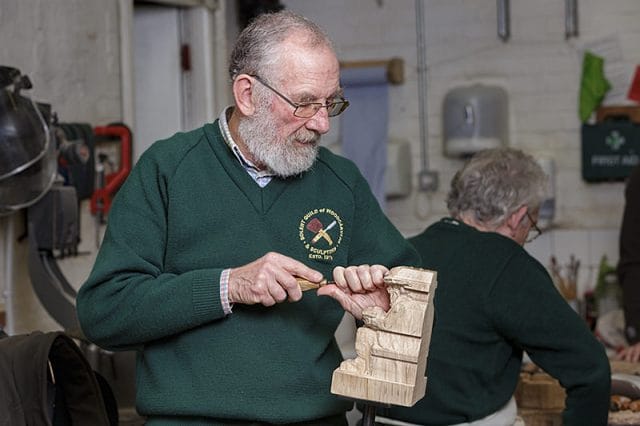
[0,66,57,215]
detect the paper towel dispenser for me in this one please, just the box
[536,156,555,230]
[443,84,508,157]
[385,138,412,198]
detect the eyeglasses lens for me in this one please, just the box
[294,101,348,118]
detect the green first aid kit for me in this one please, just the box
[581,120,640,182]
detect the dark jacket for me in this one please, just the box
[0,331,110,426]
[619,165,640,342]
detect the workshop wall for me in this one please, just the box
[283,0,640,296]
[0,0,123,124]
[0,0,123,333]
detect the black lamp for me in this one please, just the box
[0,66,57,216]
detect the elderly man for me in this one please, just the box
[77,11,419,426]
[381,148,610,426]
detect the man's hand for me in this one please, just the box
[317,265,390,319]
[228,252,323,306]
[615,342,640,362]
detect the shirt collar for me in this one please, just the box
[218,107,275,186]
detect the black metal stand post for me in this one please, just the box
[361,403,377,426]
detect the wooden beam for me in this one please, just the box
[340,57,405,85]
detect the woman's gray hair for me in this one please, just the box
[229,10,334,84]
[446,148,548,228]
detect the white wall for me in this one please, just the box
[1,0,123,124]
[283,0,639,296]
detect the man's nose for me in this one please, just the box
[305,107,331,134]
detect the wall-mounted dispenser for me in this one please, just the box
[536,156,556,230]
[443,84,508,157]
[385,138,412,198]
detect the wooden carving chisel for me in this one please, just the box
[296,278,333,291]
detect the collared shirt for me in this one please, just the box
[218,107,275,188]
[217,107,277,314]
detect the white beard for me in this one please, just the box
[237,105,320,178]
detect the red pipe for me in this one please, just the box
[90,125,132,215]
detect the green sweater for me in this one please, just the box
[384,218,610,426]
[76,121,419,424]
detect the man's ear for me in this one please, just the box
[232,74,256,116]
[506,205,528,235]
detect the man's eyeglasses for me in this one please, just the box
[250,75,349,118]
[526,211,542,243]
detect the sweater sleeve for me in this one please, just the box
[76,147,227,351]
[487,254,611,426]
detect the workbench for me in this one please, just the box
[515,361,640,426]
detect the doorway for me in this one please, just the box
[133,4,184,161]
[120,0,226,162]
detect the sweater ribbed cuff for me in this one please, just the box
[191,270,224,321]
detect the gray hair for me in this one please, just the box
[446,148,548,228]
[228,11,334,84]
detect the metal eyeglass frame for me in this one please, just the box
[525,211,542,243]
[250,74,349,118]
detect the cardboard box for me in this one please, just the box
[596,106,640,124]
[515,372,566,410]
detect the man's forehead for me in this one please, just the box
[277,37,337,68]
[283,74,341,101]
[275,43,341,94]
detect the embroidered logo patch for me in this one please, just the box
[299,208,344,262]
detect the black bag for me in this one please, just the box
[0,331,114,426]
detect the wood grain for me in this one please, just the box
[330,266,437,407]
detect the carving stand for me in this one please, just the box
[331,266,437,424]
